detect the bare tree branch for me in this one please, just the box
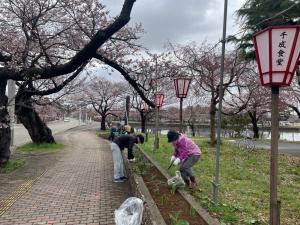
[0,0,136,80]
[94,53,155,108]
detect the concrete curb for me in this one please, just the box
[137,146,221,225]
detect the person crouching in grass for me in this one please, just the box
[167,130,201,189]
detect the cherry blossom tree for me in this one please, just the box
[224,64,294,139]
[125,84,154,133]
[0,0,138,165]
[184,90,207,137]
[225,82,271,138]
[170,43,249,145]
[281,82,300,118]
[85,77,124,130]
[116,52,178,133]
[14,65,86,143]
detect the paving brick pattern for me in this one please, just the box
[0,130,132,225]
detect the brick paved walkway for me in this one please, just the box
[0,129,132,225]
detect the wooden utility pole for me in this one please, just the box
[270,86,280,225]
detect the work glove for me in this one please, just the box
[173,158,181,166]
[170,155,176,163]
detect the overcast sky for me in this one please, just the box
[102,0,246,52]
[96,0,246,80]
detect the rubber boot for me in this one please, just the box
[190,176,196,189]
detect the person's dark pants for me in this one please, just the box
[180,155,200,182]
[128,149,134,160]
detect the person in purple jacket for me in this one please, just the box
[167,130,201,189]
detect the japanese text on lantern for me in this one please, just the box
[276,31,287,66]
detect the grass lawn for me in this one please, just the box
[0,159,26,173]
[17,142,64,154]
[141,136,300,225]
[252,137,300,144]
[96,130,110,139]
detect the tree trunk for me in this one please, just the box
[190,124,195,137]
[188,107,196,137]
[248,111,259,139]
[15,92,55,144]
[191,106,196,137]
[125,95,130,125]
[100,114,106,130]
[140,112,146,133]
[0,79,11,165]
[210,100,216,146]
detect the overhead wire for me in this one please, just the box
[200,1,300,54]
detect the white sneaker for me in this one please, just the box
[113,178,125,183]
[128,158,136,162]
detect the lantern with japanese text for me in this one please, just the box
[253,26,300,86]
[253,25,300,225]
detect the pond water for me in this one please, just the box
[260,130,300,142]
[137,127,300,142]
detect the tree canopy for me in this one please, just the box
[232,0,300,59]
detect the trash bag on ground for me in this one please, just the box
[115,197,144,225]
[167,171,185,189]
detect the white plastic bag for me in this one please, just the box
[115,197,144,225]
[167,171,185,189]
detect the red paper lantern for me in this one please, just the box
[153,93,164,108]
[174,78,192,98]
[253,26,300,86]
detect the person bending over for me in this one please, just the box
[111,134,144,183]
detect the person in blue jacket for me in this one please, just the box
[109,123,121,141]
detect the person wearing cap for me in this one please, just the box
[167,130,201,189]
[111,134,144,183]
[109,123,121,141]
